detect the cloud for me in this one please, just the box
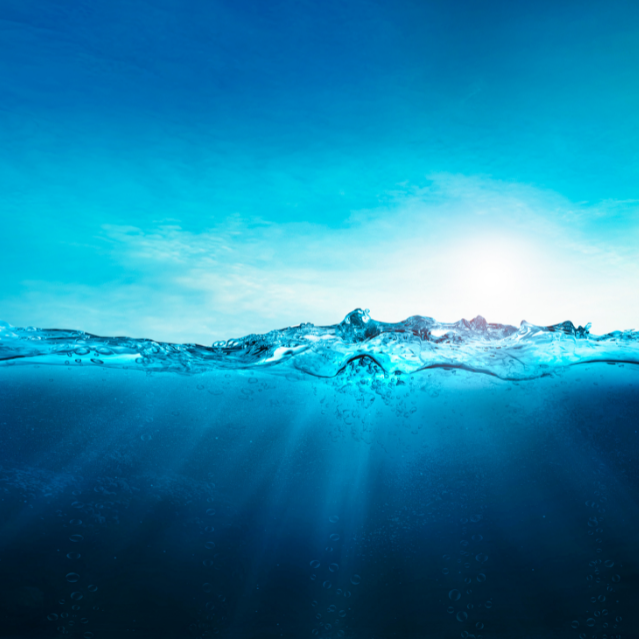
[5,174,638,342]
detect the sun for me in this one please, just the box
[449,234,545,324]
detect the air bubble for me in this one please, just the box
[350,574,361,585]
[329,516,339,523]
[66,552,81,560]
[449,589,461,601]
[88,585,98,592]
[329,563,339,572]
[69,534,84,543]
[322,581,332,589]
[477,573,486,583]
[456,611,468,622]
[571,621,579,629]
[71,592,83,601]
[66,573,80,583]
[205,541,215,550]
[330,534,340,541]
[47,614,58,621]
[310,560,320,569]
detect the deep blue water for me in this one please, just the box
[1,310,639,638]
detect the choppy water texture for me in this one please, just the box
[2,309,639,379]
[1,311,638,638]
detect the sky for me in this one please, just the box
[1,0,638,343]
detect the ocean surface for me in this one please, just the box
[1,309,638,638]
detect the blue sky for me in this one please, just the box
[1,0,638,342]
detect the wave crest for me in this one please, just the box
[1,309,638,380]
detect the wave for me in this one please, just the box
[1,309,638,380]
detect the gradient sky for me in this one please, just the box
[1,0,638,342]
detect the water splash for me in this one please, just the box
[1,309,638,380]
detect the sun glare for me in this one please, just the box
[449,235,544,324]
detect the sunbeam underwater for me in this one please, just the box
[1,309,638,638]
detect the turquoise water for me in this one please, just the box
[1,311,638,637]
[3,2,638,637]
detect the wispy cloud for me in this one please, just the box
[5,174,638,342]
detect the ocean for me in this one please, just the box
[1,309,638,638]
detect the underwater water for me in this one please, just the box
[1,309,639,639]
